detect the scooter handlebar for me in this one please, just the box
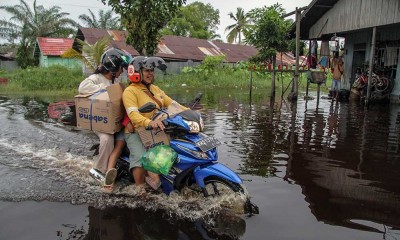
[145,120,168,131]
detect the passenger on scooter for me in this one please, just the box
[78,48,133,193]
[122,56,188,189]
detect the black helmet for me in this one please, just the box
[100,48,132,73]
[129,56,147,72]
[138,57,167,71]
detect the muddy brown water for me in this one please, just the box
[0,90,399,240]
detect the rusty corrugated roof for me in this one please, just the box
[157,35,227,61]
[77,28,140,56]
[75,28,306,64]
[37,37,74,56]
[76,28,259,63]
[275,52,307,65]
[212,41,259,63]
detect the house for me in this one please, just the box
[34,37,81,68]
[0,50,17,70]
[74,27,260,73]
[74,27,309,74]
[292,0,400,102]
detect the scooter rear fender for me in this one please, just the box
[194,163,242,188]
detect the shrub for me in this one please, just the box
[0,65,84,91]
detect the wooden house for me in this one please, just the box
[34,37,81,68]
[0,50,17,70]
[294,0,400,102]
[74,27,260,73]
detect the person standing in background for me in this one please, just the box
[330,50,344,99]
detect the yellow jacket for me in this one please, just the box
[122,83,175,129]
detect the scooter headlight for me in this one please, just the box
[183,119,204,133]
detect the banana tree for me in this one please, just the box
[61,35,112,71]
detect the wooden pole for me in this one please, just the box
[366,27,377,106]
[306,40,312,98]
[249,69,253,96]
[293,7,301,100]
[271,56,276,98]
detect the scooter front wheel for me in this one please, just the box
[202,176,244,197]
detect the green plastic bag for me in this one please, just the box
[141,145,177,175]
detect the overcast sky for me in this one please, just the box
[1,0,312,42]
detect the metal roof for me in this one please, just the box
[289,0,340,40]
[75,27,259,63]
[36,37,74,56]
[0,51,15,60]
[75,28,140,56]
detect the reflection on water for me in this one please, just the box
[80,206,246,240]
[207,92,400,233]
[1,91,400,239]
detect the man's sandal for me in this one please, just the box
[103,168,117,194]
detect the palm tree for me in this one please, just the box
[61,35,113,71]
[0,0,78,67]
[79,9,121,30]
[225,7,252,44]
[0,0,77,42]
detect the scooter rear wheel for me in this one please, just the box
[203,176,243,197]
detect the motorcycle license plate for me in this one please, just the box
[195,136,221,152]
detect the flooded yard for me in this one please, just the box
[0,89,399,240]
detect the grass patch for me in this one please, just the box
[0,65,84,92]
[0,65,333,98]
[157,67,332,95]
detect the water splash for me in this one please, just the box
[0,137,248,221]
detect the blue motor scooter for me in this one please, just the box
[136,100,259,214]
[90,95,259,214]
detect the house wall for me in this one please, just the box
[343,31,371,89]
[0,60,18,70]
[40,55,81,68]
[165,61,201,74]
[344,26,400,99]
[309,0,400,38]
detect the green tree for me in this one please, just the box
[225,7,252,44]
[79,9,122,30]
[246,4,292,61]
[0,0,77,68]
[62,35,112,71]
[162,1,220,40]
[102,0,186,55]
[246,4,293,97]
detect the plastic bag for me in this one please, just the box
[141,145,177,175]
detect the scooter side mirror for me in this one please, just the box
[139,102,157,113]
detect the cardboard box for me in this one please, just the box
[137,102,185,150]
[75,83,124,134]
[136,127,170,151]
[154,102,186,121]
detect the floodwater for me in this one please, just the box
[0,89,399,240]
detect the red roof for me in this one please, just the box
[37,37,74,56]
